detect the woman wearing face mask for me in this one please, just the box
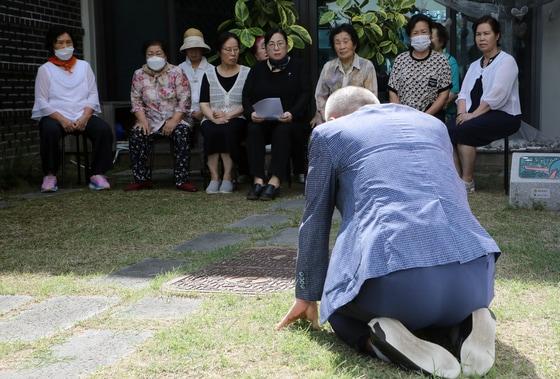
[199,32,250,194]
[125,40,197,192]
[32,26,113,192]
[447,16,521,193]
[388,14,451,122]
[242,28,310,201]
[312,23,377,128]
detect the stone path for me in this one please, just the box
[0,296,118,342]
[0,330,153,379]
[0,295,33,314]
[116,296,201,320]
[101,258,186,288]
[0,196,319,377]
[228,214,290,229]
[174,232,249,253]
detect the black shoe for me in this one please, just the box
[246,183,264,200]
[260,184,279,201]
[368,318,460,379]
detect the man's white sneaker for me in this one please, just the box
[368,317,461,379]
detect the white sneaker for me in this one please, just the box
[368,318,461,379]
[460,308,496,377]
[219,180,233,193]
[205,180,221,194]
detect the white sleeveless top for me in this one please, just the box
[178,57,213,113]
[31,60,101,121]
[203,65,249,121]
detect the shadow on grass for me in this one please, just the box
[293,323,539,379]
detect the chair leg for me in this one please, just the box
[60,135,66,187]
[76,134,82,184]
[504,136,509,195]
[83,134,90,183]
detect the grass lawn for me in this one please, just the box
[0,171,559,378]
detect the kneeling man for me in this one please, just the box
[277,87,499,379]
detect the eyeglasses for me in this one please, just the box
[222,47,240,54]
[267,41,286,49]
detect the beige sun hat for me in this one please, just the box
[180,28,211,52]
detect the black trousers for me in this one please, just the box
[328,254,496,352]
[39,116,113,176]
[246,121,291,181]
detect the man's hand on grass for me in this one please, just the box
[276,299,319,330]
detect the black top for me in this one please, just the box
[242,57,310,121]
[199,67,239,103]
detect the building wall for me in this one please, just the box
[0,0,83,169]
[540,2,560,139]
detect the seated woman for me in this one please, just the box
[125,40,197,192]
[242,28,310,200]
[447,15,521,193]
[388,14,451,122]
[311,23,378,127]
[251,35,268,62]
[32,25,113,192]
[199,32,249,194]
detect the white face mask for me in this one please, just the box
[55,46,74,61]
[410,35,432,52]
[147,56,166,71]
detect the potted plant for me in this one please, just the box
[218,0,312,66]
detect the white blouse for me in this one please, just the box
[457,51,521,116]
[178,57,213,113]
[31,59,101,121]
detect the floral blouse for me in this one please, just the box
[130,64,191,133]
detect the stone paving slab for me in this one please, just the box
[103,258,186,288]
[116,296,201,320]
[228,214,290,229]
[174,232,249,253]
[269,198,305,211]
[0,295,33,315]
[165,247,295,295]
[257,227,299,248]
[0,296,118,342]
[0,329,152,379]
[19,188,83,200]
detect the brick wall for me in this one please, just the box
[0,0,83,169]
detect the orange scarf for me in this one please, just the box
[48,56,78,72]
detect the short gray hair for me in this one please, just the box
[324,86,380,120]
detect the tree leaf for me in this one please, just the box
[376,52,385,66]
[218,19,234,32]
[319,10,336,25]
[235,0,250,23]
[278,4,287,26]
[289,34,305,49]
[289,25,312,45]
[379,40,392,48]
[363,12,376,24]
[285,8,296,25]
[355,24,365,39]
[336,0,351,9]
[287,35,294,51]
[239,28,255,48]
[371,23,383,37]
[248,27,265,36]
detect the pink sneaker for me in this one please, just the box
[89,175,111,190]
[41,175,58,192]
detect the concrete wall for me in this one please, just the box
[540,2,560,139]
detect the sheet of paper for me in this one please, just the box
[253,97,284,120]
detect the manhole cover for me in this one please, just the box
[164,248,296,295]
